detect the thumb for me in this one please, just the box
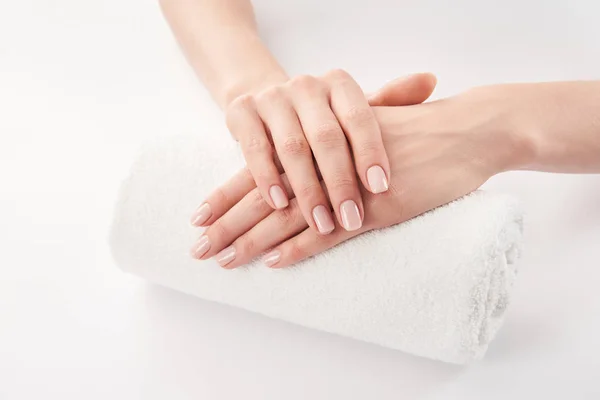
[367,72,437,107]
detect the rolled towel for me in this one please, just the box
[109,134,523,364]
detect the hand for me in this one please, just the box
[193,73,513,267]
[197,69,398,235]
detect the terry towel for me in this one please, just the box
[110,134,523,364]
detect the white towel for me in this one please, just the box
[109,134,523,364]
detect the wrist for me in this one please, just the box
[458,85,539,175]
[505,81,600,174]
[373,87,538,179]
[488,108,538,175]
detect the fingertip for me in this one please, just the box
[269,184,289,209]
[262,249,282,268]
[191,235,210,259]
[366,165,390,194]
[190,203,212,226]
[215,245,236,268]
[312,205,335,234]
[425,72,437,87]
[419,72,438,96]
[339,199,363,232]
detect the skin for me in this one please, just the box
[193,79,600,268]
[161,0,395,235]
[160,0,600,268]
[191,74,439,264]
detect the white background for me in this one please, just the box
[1,0,600,398]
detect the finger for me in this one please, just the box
[226,94,289,211]
[256,84,335,236]
[190,167,256,227]
[192,175,294,260]
[261,223,368,268]
[367,72,437,107]
[324,69,390,195]
[191,157,287,228]
[288,74,364,232]
[214,198,309,269]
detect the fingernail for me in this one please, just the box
[262,250,281,268]
[269,185,289,209]
[312,205,335,234]
[215,246,236,267]
[191,235,210,258]
[367,165,389,194]
[340,200,362,231]
[191,203,212,226]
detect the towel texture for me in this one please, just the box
[110,134,523,364]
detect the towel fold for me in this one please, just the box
[109,134,523,364]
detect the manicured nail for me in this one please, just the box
[367,165,389,194]
[340,200,362,231]
[191,203,212,226]
[215,246,236,267]
[262,250,281,268]
[269,185,289,209]
[312,205,335,234]
[191,235,210,258]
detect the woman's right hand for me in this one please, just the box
[192,71,439,236]
[215,70,393,235]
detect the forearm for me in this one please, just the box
[435,81,600,175]
[159,0,288,108]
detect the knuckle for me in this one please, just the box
[280,136,310,157]
[289,74,320,91]
[344,105,374,127]
[226,94,254,117]
[275,204,300,226]
[250,188,267,205]
[328,173,356,192]
[255,86,284,105]
[208,219,229,242]
[297,181,323,201]
[288,240,307,262]
[225,94,255,132]
[212,187,230,207]
[325,68,350,82]
[243,134,271,155]
[236,234,257,256]
[314,122,344,147]
[355,138,384,159]
[249,189,273,214]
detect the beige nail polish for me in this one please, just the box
[367,165,389,194]
[340,200,362,231]
[191,203,212,226]
[312,205,335,234]
[191,235,210,258]
[269,185,289,209]
[215,246,236,267]
[263,250,281,268]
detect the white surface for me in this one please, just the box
[0,0,599,398]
